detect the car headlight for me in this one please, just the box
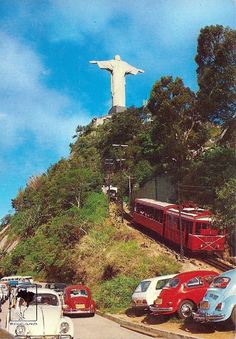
[60,322,70,333]
[15,324,26,336]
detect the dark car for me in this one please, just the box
[45,282,67,295]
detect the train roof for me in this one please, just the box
[168,207,211,220]
[135,199,211,220]
[135,198,176,209]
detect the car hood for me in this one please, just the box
[9,306,72,336]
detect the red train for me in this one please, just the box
[133,198,225,255]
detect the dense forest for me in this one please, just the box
[0,25,235,312]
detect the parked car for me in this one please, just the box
[6,287,74,338]
[45,282,67,295]
[131,274,175,312]
[193,268,236,325]
[149,270,218,319]
[63,284,96,316]
[0,282,9,301]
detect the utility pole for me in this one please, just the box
[178,183,184,259]
[104,158,114,211]
[125,174,134,209]
[112,144,128,223]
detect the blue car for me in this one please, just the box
[193,268,236,324]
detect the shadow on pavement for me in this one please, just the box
[180,319,216,334]
[125,308,147,318]
[142,313,170,325]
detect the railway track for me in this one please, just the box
[201,257,236,272]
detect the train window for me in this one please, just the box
[184,220,193,234]
[154,209,163,223]
[195,222,201,234]
[195,222,209,234]
[186,277,203,287]
[150,207,155,219]
[145,206,151,217]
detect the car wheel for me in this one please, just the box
[230,306,236,327]
[177,300,195,319]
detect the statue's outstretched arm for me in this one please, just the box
[89,61,97,64]
[138,69,144,73]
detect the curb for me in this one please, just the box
[96,310,201,339]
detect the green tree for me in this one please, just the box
[196,25,236,126]
[180,146,236,207]
[214,178,236,256]
[148,76,208,179]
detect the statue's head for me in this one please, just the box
[114,55,121,61]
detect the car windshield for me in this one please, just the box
[134,280,151,293]
[166,278,179,288]
[70,288,88,297]
[31,293,59,306]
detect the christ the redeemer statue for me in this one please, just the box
[89,55,144,111]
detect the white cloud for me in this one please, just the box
[0,32,89,154]
[46,0,236,68]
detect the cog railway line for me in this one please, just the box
[123,210,235,273]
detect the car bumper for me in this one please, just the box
[193,311,225,322]
[149,305,173,314]
[63,308,94,315]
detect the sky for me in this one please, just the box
[0,0,235,219]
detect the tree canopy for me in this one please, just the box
[196,25,236,126]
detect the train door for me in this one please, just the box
[185,220,193,249]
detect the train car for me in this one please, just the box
[133,198,225,255]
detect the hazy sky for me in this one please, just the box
[0,0,235,219]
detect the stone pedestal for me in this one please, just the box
[108,106,126,114]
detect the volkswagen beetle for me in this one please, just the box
[63,284,96,316]
[6,287,74,338]
[193,268,236,325]
[149,270,218,319]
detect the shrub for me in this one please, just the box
[79,192,108,224]
[95,274,139,313]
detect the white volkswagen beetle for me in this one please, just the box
[6,287,74,338]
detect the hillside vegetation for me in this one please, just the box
[0,25,235,312]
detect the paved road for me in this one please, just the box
[72,314,156,339]
[0,301,157,339]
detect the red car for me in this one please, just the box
[149,270,218,319]
[63,285,96,317]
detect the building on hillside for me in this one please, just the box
[92,114,112,127]
[133,175,176,204]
